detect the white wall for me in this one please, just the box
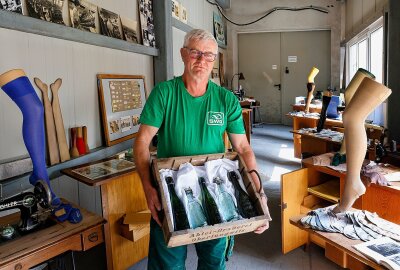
[344,0,387,42]
[224,0,341,90]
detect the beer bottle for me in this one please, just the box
[184,188,208,228]
[214,177,240,222]
[165,176,190,231]
[199,177,223,225]
[227,171,257,218]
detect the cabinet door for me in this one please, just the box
[281,168,309,254]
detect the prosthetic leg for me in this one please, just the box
[332,68,376,165]
[304,67,319,113]
[316,89,332,132]
[0,69,82,223]
[333,77,391,213]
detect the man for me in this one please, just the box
[134,29,269,270]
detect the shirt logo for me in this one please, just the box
[207,112,224,126]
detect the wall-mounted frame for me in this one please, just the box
[97,74,147,146]
[213,11,226,47]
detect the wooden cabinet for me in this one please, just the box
[281,158,400,261]
[62,161,149,270]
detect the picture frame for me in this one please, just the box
[97,74,147,146]
[213,11,226,47]
[138,0,156,47]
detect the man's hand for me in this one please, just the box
[254,195,269,234]
[143,184,162,226]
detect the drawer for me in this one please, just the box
[325,242,346,268]
[82,225,104,251]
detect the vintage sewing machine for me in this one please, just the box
[0,180,53,242]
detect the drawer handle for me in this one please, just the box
[88,232,99,242]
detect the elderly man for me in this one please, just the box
[134,28,269,270]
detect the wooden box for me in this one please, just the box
[152,152,271,247]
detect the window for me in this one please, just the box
[346,18,385,126]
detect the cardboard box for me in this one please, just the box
[152,152,272,247]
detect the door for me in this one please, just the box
[238,31,331,125]
[281,168,309,254]
[238,32,281,123]
[281,31,331,125]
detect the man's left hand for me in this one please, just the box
[253,195,269,234]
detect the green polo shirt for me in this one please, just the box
[139,76,245,158]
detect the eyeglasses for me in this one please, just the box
[184,47,217,62]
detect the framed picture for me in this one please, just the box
[97,74,147,146]
[138,0,156,47]
[26,0,67,25]
[68,0,99,33]
[171,0,180,20]
[0,0,22,14]
[98,7,123,39]
[120,16,141,44]
[213,11,226,47]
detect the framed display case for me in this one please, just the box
[97,74,147,146]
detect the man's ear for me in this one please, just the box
[180,48,185,61]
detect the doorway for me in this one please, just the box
[238,30,331,125]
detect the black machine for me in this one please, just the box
[0,180,52,241]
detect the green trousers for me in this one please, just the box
[147,219,233,270]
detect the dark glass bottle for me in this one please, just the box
[227,171,258,218]
[199,177,223,225]
[213,177,240,222]
[184,188,208,228]
[165,176,190,231]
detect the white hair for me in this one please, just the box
[183,29,218,49]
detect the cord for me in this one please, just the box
[206,0,329,26]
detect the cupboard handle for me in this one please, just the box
[88,232,99,242]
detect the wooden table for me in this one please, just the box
[290,215,384,270]
[62,158,149,270]
[0,205,105,270]
[291,130,342,158]
[292,103,322,113]
[286,114,343,158]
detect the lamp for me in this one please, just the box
[231,72,245,92]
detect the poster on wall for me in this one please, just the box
[0,0,22,14]
[138,0,156,47]
[213,11,226,47]
[97,74,147,146]
[69,0,99,33]
[26,0,67,25]
[98,7,123,39]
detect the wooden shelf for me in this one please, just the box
[0,10,158,56]
[172,17,193,33]
[307,179,340,203]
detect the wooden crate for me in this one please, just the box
[152,152,271,247]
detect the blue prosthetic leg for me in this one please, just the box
[1,70,82,224]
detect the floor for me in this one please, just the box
[129,124,341,270]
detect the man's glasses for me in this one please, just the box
[184,47,217,62]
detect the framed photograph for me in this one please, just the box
[171,0,180,20]
[120,16,141,44]
[180,4,187,23]
[213,11,226,47]
[138,0,156,47]
[0,0,22,14]
[26,0,67,25]
[68,0,99,33]
[70,158,135,183]
[98,7,123,39]
[97,74,147,146]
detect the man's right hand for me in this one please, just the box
[143,184,162,226]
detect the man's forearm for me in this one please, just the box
[134,140,153,189]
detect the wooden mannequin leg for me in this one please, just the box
[304,67,319,113]
[339,68,375,154]
[334,77,391,213]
